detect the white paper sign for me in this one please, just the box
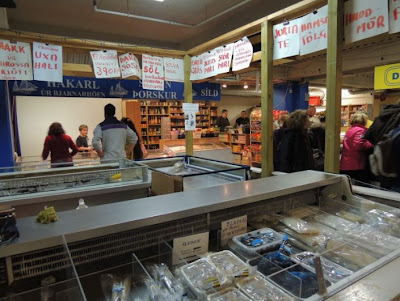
[221,215,247,246]
[345,0,389,43]
[273,19,300,60]
[182,103,199,113]
[215,43,234,74]
[0,40,33,80]
[163,57,184,82]
[142,54,164,91]
[172,232,209,265]
[190,54,204,81]
[118,53,141,79]
[33,42,63,83]
[90,50,121,78]
[184,112,196,131]
[232,37,253,72]
[390,0,400,33]
[202,50,219,78]
[299,5,328,55]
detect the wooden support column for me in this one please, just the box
[184,54,194,156]
[261,20,274,178]
[325,0,344,173]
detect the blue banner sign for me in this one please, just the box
[7,76,221,101]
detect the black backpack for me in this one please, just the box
[369,130,400,177]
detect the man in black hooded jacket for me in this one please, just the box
[365,102,400,145]
[364,101,400,188]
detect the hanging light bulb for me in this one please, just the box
[222,84,227,88]
[243,83,249,89]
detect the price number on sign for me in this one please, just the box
[143,66,160,75]
[96,67,120,77]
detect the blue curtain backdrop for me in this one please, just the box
[273,82,309,112]
[0,80,15,169]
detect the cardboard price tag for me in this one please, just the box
[221,215,247,246]
[172,232,209,265]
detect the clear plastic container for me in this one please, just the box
[208,250,254,280]
[180,258,229,300]
[208,287,251,301]
[236,273,294,301]
[232,228,283,255]
[290,251,353,283]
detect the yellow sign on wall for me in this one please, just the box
[375,63,400,90]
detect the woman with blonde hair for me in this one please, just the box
[278,110,314,172]
[340,111,373,182]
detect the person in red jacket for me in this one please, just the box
[42,122,79,168]
[340,111,373,183]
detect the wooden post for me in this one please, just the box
[184,54,194,156]
[261,20,274,177]
[325,0,344,173]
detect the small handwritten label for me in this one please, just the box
[221,215,247,246]
[172,232,209,265]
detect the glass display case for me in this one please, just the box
[138,156,250,194]
[0,159,150,217]
[0,159,147,199]
[0,235,85,301]
[1,171,400,300]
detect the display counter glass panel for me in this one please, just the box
[139,156,250,192]
[0,159,148,199]
[0,235,85,301]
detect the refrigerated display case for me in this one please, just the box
[1,171,400,300]
[0,159,150,217]
[137,156,250,194]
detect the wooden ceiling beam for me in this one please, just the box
[0,29,186,58]
[310,73,375,89]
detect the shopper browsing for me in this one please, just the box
[235,111,250,127]
[216,109,230,132]
[92,104,138,161]
[121,117,145,160]
[76,124,92,154]
[278,110,314,173]
[340,111,373,183]
[42,122,79,168]
[307,106,321,128]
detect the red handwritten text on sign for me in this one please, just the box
[163,57,184,82]
[214,43,234,74]
[190,55,204,81]
[389,0,400,34]
[344,0,388,44]
[203,50,218,78]
[33,42,63,82]
[232,37,253,72]
[0,40,33,80]
[119,53,141,79]
[273,19,300,60]
[142,54,164,91]
[299,5,329,55]
[90,50,121,79]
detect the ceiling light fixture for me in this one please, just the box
[243,84,249,89]
[154,0,164,2]
[222,84,227,88]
